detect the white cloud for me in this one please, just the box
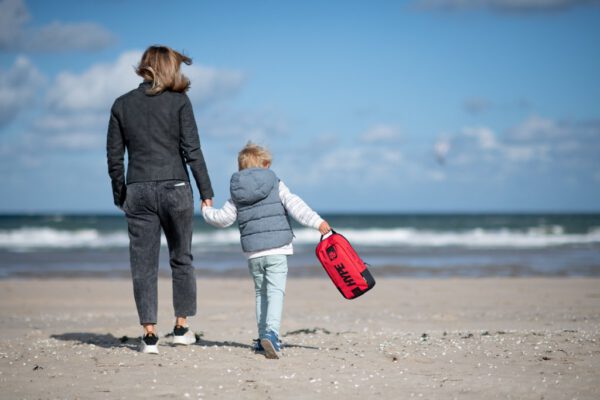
[32,113,106,132]
[503,144,544,161]
[434,124,538,165]
[5,50,247,152]
[414,0,600,13]
[381,149,404,163]
[45,130,105,150]
[320,148,370,172]
[0,0,115,52]
[432,115,600,181]
[508,114,564,140]
[360,124,402,143]
[31,112,108,151]
[47,51,142,112]
[279,145,406,187]
[462,126,498,149]
[0,56,44,127]
[186,65,245,107]
[463,97,533,115]
[199,105,288,142]
[0,0,28,48]
[434,137,451,164]
[47,51,246,113]
[27,21,115,52]
[428,170,447,181]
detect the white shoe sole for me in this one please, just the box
[260,338,280,359]
[139,340,159,354]
[172,334,196,346]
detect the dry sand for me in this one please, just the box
[1,277,599,399]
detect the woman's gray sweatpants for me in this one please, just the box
[123,180,196,325]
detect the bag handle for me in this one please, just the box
[320,229,336,242]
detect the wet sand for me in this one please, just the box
[1,277,599,399]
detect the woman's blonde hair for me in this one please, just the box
[136,45,191,95]
[238,142,272,170]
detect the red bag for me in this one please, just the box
[315,230,376,299]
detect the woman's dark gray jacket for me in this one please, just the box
[106,82,213,206]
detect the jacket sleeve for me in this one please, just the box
[179,95,214,200]
[278,181,324,229]
[201,199,237,228]
[106,100,127,207]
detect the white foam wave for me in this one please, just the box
[1,226,599,250]
[316,227,600,248]
[0,228,130,250]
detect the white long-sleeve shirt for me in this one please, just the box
[202,180,324,259]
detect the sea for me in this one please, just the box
[1,213,599,278]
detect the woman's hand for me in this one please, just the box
[201,198,213,209]
[319,220,332,235]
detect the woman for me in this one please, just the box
[107,45,213,354]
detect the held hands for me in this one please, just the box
[319,220,332,236]
[201,198,213,209]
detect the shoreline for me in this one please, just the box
[3,272,600,280]
[3,262,600,279]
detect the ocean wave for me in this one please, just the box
[1,226,600,250]
[0,228,130,250]
[323,227,600,248]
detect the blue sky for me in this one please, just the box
[1,0,599,213]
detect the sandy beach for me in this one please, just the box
[1,277,599,399]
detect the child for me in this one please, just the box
[202,142,331,359]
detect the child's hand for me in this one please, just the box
[319,220,332,235]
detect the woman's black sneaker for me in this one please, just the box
[139,332,159,354]
[172,325,196,346]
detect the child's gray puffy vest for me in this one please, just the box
[230,168,293,252]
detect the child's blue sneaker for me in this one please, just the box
[260,331,281,359]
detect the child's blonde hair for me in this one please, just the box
[238,142,272,170]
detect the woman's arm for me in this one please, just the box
[179,95,214,201]
[106,100,126,207]
[202,199,237,228]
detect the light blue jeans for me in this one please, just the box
[248,255,288,339]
